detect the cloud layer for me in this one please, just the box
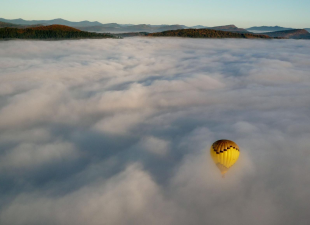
[0,38,310,225]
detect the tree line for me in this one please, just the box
[148,29,271,39]
[0,27,117,39]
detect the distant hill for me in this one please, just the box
[119,24,135,27]
[209,25,250,33]
[147,29,271,39]
[79,24,187,33]
[0,18,102,27]
[259,29,310,39]
[191,25,208,29]
[98,23,123,28]
[247,26,294,33]
[155,25,187,31]
[2,18,308,37]
[0,25,116,39]
[0,21,44,29]
[0,21,20,28]
[82,24,253,34]
[28,25,81,32]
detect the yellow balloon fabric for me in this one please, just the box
[210,140,240,177]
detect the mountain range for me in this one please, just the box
[0,21,43,28]
[79,24,187,33]
[259,29,310,39]
[0,18,102,27]
[0,18,309,38]
[247,26,294,33]
[0,19,247,33]
[65,24,250,33]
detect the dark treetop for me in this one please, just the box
[147,29,272,39]
[0,25,117,39]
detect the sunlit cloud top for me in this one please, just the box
[0,38,310,225]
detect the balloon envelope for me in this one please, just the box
[210,139,240,177]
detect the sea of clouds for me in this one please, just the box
[0,38,310,225]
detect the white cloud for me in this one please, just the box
[93,112,148,135]
[233,121,259,134]
[0,38,310,225]
[137,136,170,156]
[0,164,177,225]
[0,128,51,144]
[0,141,78,172]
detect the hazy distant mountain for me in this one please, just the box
[98,23,123,28]
[0,21,20,28]
[260,29,310,39]
[247,26,294,33]
[155,25,187,31]
[191,25,208,29]
[1,18,308,37]
[79,24,249,33]
[79,24,187,33]
[305,28,310,32]
[209,25,250,33]
[119,24,135,27]
[0,18,102,27]
[0,21,43,28]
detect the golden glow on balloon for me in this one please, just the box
[210,140,240,177]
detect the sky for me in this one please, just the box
[0,38,310,225]
[1,0,310,28]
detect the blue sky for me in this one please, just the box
[1,0,309,28]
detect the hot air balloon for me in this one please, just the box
[210,140,240,177]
